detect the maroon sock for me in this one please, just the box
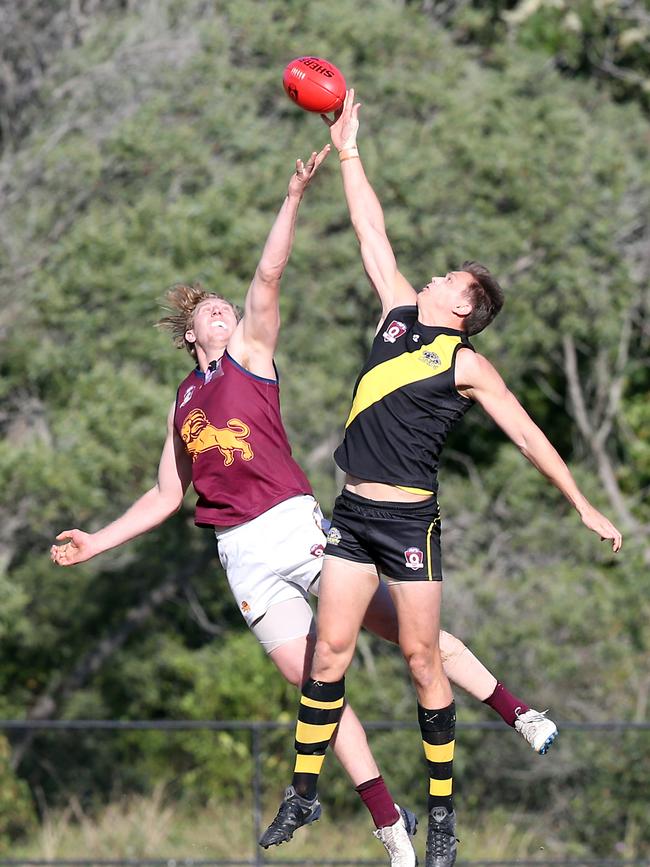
[355,776,400,829]
[484,682,529,727]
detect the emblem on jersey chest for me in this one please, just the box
[382,320,407,343]
[419,349,442,368]
[179,385,196,408]
[180,409,254,466]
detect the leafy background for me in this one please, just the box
[0,0,648,859]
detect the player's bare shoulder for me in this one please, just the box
[227,317,277,379]
[455,348,502,399]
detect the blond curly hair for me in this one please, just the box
[157,283,243,358]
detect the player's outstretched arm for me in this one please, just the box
[51,403,192,566]
[322,88,416,315]
[231,145,330,362]
[456,350,623,552]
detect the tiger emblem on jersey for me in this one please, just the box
[181,409,254,466]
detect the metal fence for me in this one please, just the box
[1,719,648,867]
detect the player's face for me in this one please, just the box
[187,297,239,349]
[418,271,473,320]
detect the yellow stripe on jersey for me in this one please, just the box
[345,335,462,428]
[423,740,455,763]
[300,695,345,710]
[294,753,326,775]
[295,720,339,744]
[429,778,453,797]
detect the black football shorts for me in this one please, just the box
[324,488,442,582]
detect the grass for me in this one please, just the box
[9,790,573,861]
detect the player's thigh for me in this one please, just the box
[387,580,443,658]
[316,556,379,655]
[362,580,399,644]
[251,593,314,646]
[268,631,316,688]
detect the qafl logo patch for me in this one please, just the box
[404,546,424,570]
[382,320,407,343]
[327,527,342,546]
[179,385,195,409]
[310,543,325,558]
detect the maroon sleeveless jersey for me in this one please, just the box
[173,351,312,527]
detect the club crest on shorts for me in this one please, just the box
[382,320,407,343]
[179,385,195,408]
[241,600,251,613]
[327,527,342,546]
[404,546,424,570]
[310,543,325,558]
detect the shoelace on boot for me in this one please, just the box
[427,827,455,857]
[267,800,307,832]
[515,708,550,722]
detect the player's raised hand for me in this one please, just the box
[288,144,331,197]
[578,504,623,552]
[50,529,98,566]
[321,88,360,152]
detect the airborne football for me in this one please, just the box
[282,56,346,113]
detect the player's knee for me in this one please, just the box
[403,645,442,691]
[439,630,467,665]
[312,636,351,680]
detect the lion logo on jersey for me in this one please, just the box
[181,409,254,466]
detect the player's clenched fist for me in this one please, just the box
[50,529,97,566]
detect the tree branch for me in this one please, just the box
[562,334,638,530]
[181,578,223,637]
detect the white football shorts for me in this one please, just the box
[215,495,326,643]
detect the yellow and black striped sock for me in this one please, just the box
[292,676,345,800]
[418,700,456,813]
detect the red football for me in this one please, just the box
[282,56,346,113]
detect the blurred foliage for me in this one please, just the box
[434,0,650,112]
[0,737,35,853]
[0,0,648,858]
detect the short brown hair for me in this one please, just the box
[157,283,243,358]
[460,261,504,336]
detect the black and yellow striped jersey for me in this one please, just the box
[334,306,475,494]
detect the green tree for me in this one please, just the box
[0,0,647,856]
